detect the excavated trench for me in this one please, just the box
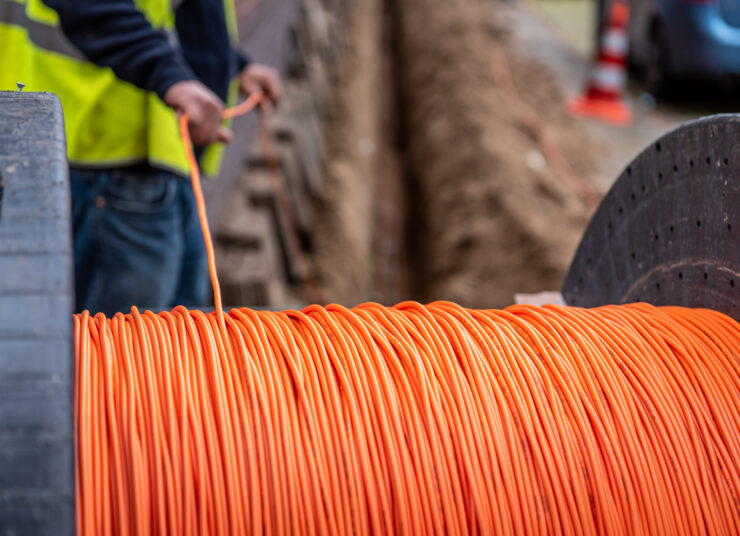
[217,0,601,309]
[314,0,599,308]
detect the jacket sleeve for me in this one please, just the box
[174,0,250,102]
[41,0,195,98]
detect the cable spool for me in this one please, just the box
[4,92,740,535]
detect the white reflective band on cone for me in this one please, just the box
[602,29,628,57]
[590,64,626,91]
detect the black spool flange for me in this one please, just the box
[563,114,740,318]
[0,92,75,535]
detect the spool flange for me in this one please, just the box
[0,92,75,535]
[563,114,740,318]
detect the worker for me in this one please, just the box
[0,0,282,315]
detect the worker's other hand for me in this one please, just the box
[238,64,283,112]
[163,80,233,145]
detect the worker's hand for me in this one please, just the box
[238,63,283,112]
[163,80,233,145]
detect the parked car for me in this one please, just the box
[597,0,740,94]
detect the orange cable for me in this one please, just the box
[74,301,740,535]
[72,96,740,535]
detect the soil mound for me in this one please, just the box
[397,0,599,307]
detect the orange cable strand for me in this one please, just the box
[74,301,740,535]
[72,96,740,535]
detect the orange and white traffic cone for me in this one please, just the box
[568,0,632,126]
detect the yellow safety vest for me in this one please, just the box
[0,0,235,177]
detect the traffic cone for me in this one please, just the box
[568,0,632,126]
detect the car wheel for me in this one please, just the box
[644,22,672,97]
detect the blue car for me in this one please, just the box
[598,0,740,94]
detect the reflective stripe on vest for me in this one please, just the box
[0,0,191,176]
[0,0,83,60]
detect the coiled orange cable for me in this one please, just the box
[73,97,740,535]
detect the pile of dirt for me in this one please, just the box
[395,0,600,308]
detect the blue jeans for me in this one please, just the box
[70,166,209,315]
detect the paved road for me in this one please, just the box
[520,0,739,191]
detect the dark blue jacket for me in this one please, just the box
[42,0,249,102]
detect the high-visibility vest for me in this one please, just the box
[0,0,235,177]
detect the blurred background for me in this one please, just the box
[211,0,740,310]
